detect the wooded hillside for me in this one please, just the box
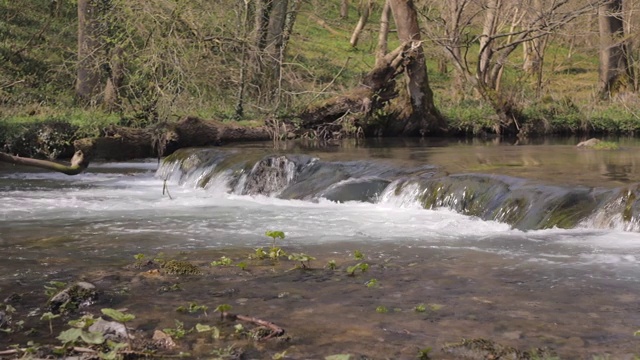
[2,0,640,156]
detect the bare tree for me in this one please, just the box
[598,0,632,98]
[341,0,350,18]
[426,0,596,133]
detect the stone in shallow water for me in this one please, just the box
[48,281,98,313]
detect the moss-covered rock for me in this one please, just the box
[161,260,202,275]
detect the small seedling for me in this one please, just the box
[273,350,287,359]
[288,253,316,269]
[346,262,369,276]
[40,312,60,334]
[236,261,248,270]
[326,260,337,270]
[163,320,191,339]
[265,230,285,248]
[414,304,427,313]
[353,250,364,260]
[214,304,232,320]
[177,302,208,315]
[375,306,388,313]
[211,256,233,267]
[417,347,433,360]
[44,281,66,298]
[133,253,145,261]
[365,278,379,288]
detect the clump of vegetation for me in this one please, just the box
[162,260,202,275]
[592,141,620,150]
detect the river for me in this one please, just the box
[0,137,639,359]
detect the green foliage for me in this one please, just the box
[592,141,619,150]
[375,306,388,314]
[101,308,135,323]
[326,260,337,270]
[176,302,208,315]
[236,261,248,270]
[133,253,145,261]
[288,253,316,269]
[214,304,232,320]
[346,262,369,276]
[365,278,379,288]
[211,256,233,267]
[44,281,67,298]
[417,347,433,360]
[163,320,192,339]
[40,312,60,334]
[353,250,364,260]
[414,304,427,313]
[265,230,285,247]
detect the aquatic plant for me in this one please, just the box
[162,260,202,275]
[176,302,208,315]
[101,308,135,349]
[326,260,337,270]
[163,320,192,339]
[353,250,364,260]
[40,312,60,334]
[346,262,369,276]
[265,230,285,248]
[365,278,379,288]
[375,306,388,314]
[214,304,232,320]
[288,253,316,269]
[211,256,233,267]
[414,304,427,313]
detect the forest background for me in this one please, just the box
[1,0,640,159]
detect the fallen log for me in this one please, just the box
[222,311,285,340]
[0,150,89,175]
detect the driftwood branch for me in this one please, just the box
[222,312,285,340]
[0,150,89,175]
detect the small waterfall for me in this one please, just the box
[158,148,640,233]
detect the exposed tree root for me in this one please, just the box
[222,311,285,340]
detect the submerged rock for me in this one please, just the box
[48,281,98,313]
[442,338,553,360]
[89,318,128,341]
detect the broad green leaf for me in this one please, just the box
[80,330,105,344]
[195,323,212,332]
[325,355,351,360]
[57,328,83,343]
[101,308,135,323]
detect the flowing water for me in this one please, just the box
[1,138,640,359]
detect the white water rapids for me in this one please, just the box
[1,159,639,283]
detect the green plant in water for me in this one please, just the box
[133,253,145,261]
[353,250,364,260]
[326,260,337,270]
[58,314,104,348]
[44,281,66,298]
[288,253,316,269]
[414,304,427,313]
[195,323,221,339]
[592,141,619,150]
[177,302,208,315]
[375,306,388,314]
[365,278,379,288]
[163,320,192,340]
[346,262,369,276]
[265,230,285,248]
[211,256,233,267]
[417,347,433,360]
[214,304,232,320]
[101,308,135,349]
[40,312,60,334]
[236,261,248,270]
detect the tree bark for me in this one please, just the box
[388,0,445,135]
[598,0,630,99]
[375,0,391,67]
[341,0,349,19]
[76,0,101,102]
[350,0,373,47]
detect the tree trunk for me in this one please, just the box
[76,0,101,102]
[388,0,445,135]
[254,0,272,51]
[598,0,630,99]
[341,0,349,19]
[375,0,391,67]
[350,0,372,47]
